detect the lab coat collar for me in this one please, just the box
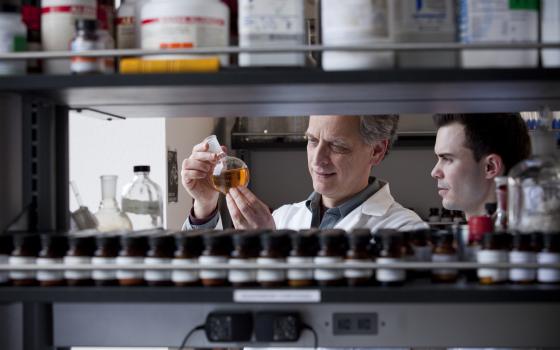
[360,181,395,217]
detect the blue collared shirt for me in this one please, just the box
[305,177,381,229]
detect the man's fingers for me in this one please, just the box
[182,169,209,180]
[228,187,256,217]
[226,192,247,228]
[236,186,270,213]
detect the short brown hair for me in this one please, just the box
[433,113,531,174]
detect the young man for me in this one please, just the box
[431,113,531,219]
[181,115,427,231]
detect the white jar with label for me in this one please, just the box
[141,0,230,65]
[392,0,457,68]
[459,0,539,68]
[117,0,139,49]
[542,0,560,67]
[238,0,305,67]
[0,10,26,75]
[41,0,97,74]
[321,0,395,71]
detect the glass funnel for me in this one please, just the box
[94,175,133,232]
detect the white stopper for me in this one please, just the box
[204,135,223,155]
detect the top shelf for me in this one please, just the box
[3,68,560,117]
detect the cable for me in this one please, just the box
[302,323,318,349]
[178,324,205,350]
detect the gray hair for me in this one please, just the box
[358,115,399,157]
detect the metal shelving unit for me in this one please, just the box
[1,43,560,348]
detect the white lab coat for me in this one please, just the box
[272,182,428,231]
[184,182,427,231]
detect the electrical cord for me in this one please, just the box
[302,323,319,349]
[178,324,205,350]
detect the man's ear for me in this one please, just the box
[484,153,505,179]
[371,139,389,166]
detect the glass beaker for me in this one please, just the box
[95,175,133,232]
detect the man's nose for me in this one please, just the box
[431,162,442,179]
[314,141,330,165]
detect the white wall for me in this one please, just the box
[69,112,167,228]
[164,117,217,230]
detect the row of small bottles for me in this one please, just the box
[1,228,558,287]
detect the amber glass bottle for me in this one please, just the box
[257,231,289,287]
[117,234,149,286]
[37,234,68,287]
[0,234,13,286]
[65,234,96,286]
[314,229,347,287]
[509,234,536,284]
[145,234,175,286]
[10,234,41,286]
[375,230,405,286]
[345,229,373,287]
[477,233,509,285]
[431,232,458,283]
[92,234,120,286]
[229,231,260,287]
[173,231,204,286]
[199,232,233,287]
[537,233,560,284]
[287,230,319,287]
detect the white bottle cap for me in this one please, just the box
[204,135,223,155]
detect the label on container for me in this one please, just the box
[432,253,458,276]
[0,254,9,283]
[122,198,160,216]
[509,251,536,282]
[287,256,314,281]
[117,16,136,49]
[257,257,286,282]
[41,1,97,51]
[376,257,405,283]
[92,257,117,280]
[198,255,228,280]
[240,0,304,34]
[70,39,98,73]
[477,250,509,282]
[460,0,538,43]
[172,258,199,283]
[413,245,432,262]
[518,183,560,233]
[228,258,257,283]
[116,256,145,280]
[141,15,228,58]
[313,256,344,281]
[9,256,36,280]
[64,256,92,280]
[537,252,560,283]
[322,0,390,39]
[344,259,374,279]
[36,257,64,282]
[144,257,172,281]
[394,0,455,34]
[234,289,321,303]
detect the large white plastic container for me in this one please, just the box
[140,0,230,65]
[0,11,26,75]
[542,0,560,67]
[116,0,138,49]
[238,0,305,67]
[41,0,97,74]
[392,0,457,68]
[321,0,395,71]
[459,0,539,68]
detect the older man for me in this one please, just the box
[182,115,426,231]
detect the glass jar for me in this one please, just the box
[509,233,537,284]
[93,234,121,286]
[344,229,373,287]
[64,234,96,286]
[431,231,458,283]
[37,234,69,287]
[537,233,560,284]
[466,216,493,281]
[121,165,163,230]
[287,229,319,287]
[0,234,14,286]
[229,231,261,287]
[428,207,440,223]
[314,229,347,286]
[117,234,149,286]
[173,231,204,287]
[199,232,232,287]
[375,230,405,286]
[257,231,290,287]
[145,234,175,286]
[477,233,510,285]
[9,234,40,286]
[410,229,432,279]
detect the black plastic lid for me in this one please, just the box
[429,207,440,215]
[13,233,41,254]
[411,229,429,242]
[348,229,371,249]
[260,231,290,252]
[376,229,402,246]
[40,233,69,250]
[69,234,96,254]
[203,231,233,252]
[233,231,260,248]
[291,230,319,251]
[75,19,97,32]
[120,234,149,251]
[149,233,175,250]
[543,233,560,249]
[174,231,204,255]
[134,165,150,173]
[435,230,454,244]
[0,233,14,255]
[319,229,347,251]
[484,202,497,216]
[0,4,20,13]
[96,234,120,247]
[482,232,509,248]
[512,233,532,249]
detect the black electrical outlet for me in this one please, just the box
[204,311,253,342]
[255,311,302,342]
[333,313,378,335]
